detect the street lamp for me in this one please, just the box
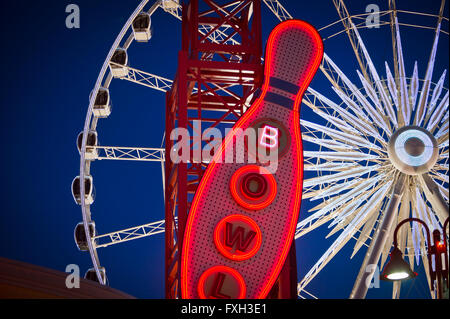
[381,217,449,299]
[381,246,417,281]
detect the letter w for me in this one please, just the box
[225,222,256,252]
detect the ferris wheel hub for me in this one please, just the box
[387,126,438,175]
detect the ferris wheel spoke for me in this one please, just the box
[303,165,381,189]
[415,186,441,235]
[351,207,378,258]
[434,163,449,172]
[414,23,441,126]
[298,181,391,293]
[327,199,373,235]
[93,219,170,249]
[410,190,438,299]
[303,162,360,172]
[297,179,365,237]
[330,56,391,135]
[262,0,292,22]
[327,184,387,231]
[304,87,385,142]
[427,89,449,133]
[395,185,412,264]
[348,22,398,129]
[302,135,357,151]
[332,86,391,139]
[393,17,413,126]
[357,69,397,130]
[118,65,174,92]
[301,175,386,231]
[303,150,379,162]
[409,62,420,113]
[332,0,373,83]
[418,174,449,226]
[301,108,360,137]
[431,171,449,184]
[301,119,383,151]
[412,188,430,263]
[425,70,447,121]
[94,146,165,162]
[442,110,449,124]
[322,53,392,136]
[297,287,318,299]
[435,124,448,147]
[435,183,449,203]
[306,176,365,202]
[385,62,400,110]
[406,193,437,298]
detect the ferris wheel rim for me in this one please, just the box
[78,0,163,286]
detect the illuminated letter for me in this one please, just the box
[259,125,279,149]
[210,273,231,299]
[225,222,256,252]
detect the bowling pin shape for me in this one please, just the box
[181,20,323,299]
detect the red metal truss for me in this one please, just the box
[165,0,297,299]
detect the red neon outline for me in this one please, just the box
[182,19,324,299]
[214,214,263,261]
[230,165,277,210]
[197,265,247,299]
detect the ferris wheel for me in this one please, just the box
[73,0,449,299]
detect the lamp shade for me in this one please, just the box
[381,247,417,281]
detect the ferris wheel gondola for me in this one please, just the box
[77,131,98,160]
[133,12,152,42]
[71,175,95,206]
[90,87,111,118]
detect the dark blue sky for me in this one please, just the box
[0,0,447,299]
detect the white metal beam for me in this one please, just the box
[94,146,165,162]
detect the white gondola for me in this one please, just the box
[77,131,98,160]
[71,175,95,205]
[109,48,128,78]
[161,0,179,9]
[90,87,111,118]
[85,267,108,285]
[74,221,96,251]
[132,12,152,42]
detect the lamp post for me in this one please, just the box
[381,217,449,299]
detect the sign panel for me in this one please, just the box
[181,20,323,299]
